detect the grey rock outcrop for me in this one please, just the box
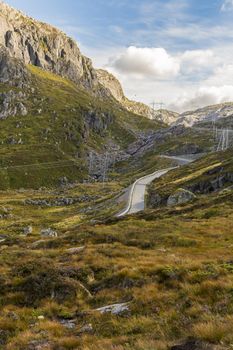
[167,188,196,206]
[0,45,29,84]
[66,246,86,255]
[0,2,98,90]
[40,228,57,237]
[23,226,33,235]
[96,302,130,315]
[0,89,28,119]
[0,2,178,124]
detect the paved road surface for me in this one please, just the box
[117,156,193,217]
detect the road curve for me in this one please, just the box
[117,156,193,217]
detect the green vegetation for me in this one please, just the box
[0,65,162,190]
[1,57,233,350]
[1,170,233,349]
[147,149,233,208]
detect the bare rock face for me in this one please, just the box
[0,45,28,84]
[0,2,178,124]
[96,69,126,103]
[0,1,98,90]
[167,188,196,206]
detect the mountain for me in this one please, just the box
[173,102,233,127]
[0,1,168,189]
[0,1,179,125]
[0,1,99,91]
[96,69,179,123]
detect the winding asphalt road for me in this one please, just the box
[117,156,193,217]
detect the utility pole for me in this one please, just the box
[217,129,230,152]
[88,151,94,183]
[102,152,109,185]
[150,101,156,120]
[150,101,165,119]
[157,102,165,110]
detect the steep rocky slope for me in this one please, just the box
[0,1,179,124]
[0,1,99,91]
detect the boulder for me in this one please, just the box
[66,246,86,255]
[78,323,93,334]
[96,302,130,315]
[23,226,33,235]
[167,188,196,206]
[40,228,57,238]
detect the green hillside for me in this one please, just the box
[0,65,162,189]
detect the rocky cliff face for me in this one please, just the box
[0,1,98,90]
[0,1,178,124]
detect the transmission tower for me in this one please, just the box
[102,152,109,184]
[217,129,230,151]
[150,101,165,120]
[88,151,94,182]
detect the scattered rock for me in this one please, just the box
[7,311,19,320]
[78,323,93,334]
[40,228,57,238]
[31,240,46,248]
[25,195,99,207]
[96,302,130,315]
[37,315,45,320]
[60,319,76,329]
[23,226,33,235]
[167,188,196,206]
[66,246,86,255]
[27,339,51,350]
[17,102,28,116]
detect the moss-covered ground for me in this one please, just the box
[1,166,233,349]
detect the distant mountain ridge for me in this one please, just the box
[173,102,233,127]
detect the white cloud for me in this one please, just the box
[168,85,233,112]
[82,43,233,113]
[221,0,233,12]
[111,46,180,79]
[110,47,218,79]
[180,50,215,73]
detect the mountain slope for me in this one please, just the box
[0,1,99,91]
[0,1,179,124]
[174,102,233,127]
[0,57,164,189]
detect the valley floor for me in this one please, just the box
[1,151,233,350]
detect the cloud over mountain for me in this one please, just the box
[111,46,180,79]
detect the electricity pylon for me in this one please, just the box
[217,129,230,151]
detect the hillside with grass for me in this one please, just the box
[1,150,233,349]
[1,2,233,350]
[0,62,165,189]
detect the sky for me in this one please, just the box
[5,0,233,112]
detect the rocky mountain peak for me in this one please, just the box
[0,1,179,125]
[0,1,98,90]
